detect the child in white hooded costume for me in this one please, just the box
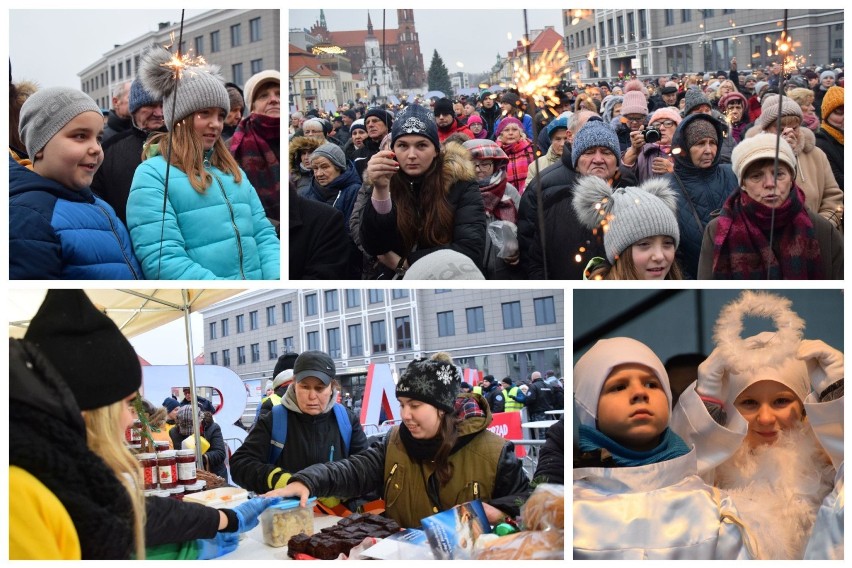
[573,337,756,559]
[672,291,843,559]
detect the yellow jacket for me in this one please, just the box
[9,466,81,559]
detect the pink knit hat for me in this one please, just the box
[466,114,484,127]
[648,107,682,126]
[620,79,648,116]
[495,116,523,137]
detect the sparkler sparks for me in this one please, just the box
[511,40,568,109]
[162,33,208,79]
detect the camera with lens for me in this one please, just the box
[643,126,662,144]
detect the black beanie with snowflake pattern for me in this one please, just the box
[396,352,462,413]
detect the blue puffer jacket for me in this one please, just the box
[127,150,280,280]
[9,155,143,280]
[299,160,362,236]
[663,114,738,279]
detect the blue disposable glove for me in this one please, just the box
[196,532,240,559]
[234,496,283,533]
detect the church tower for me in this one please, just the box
[361,12,393,100]
[396,9,425,87]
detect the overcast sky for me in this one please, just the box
[9,9,208,90]
[289,9,564,76]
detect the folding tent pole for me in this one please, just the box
[182,289,203,469]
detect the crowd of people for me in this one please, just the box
[290,60,843,280]
[9,49,281,280]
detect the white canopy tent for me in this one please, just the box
[8,288,243,466]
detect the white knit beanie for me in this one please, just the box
[244,69,280,109]
[573,337,672,429]
[403,249,484,280]
[730,133,797,186]
[573,176,680,264]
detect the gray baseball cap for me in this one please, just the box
[293,351,336,385]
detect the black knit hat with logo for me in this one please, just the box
[396,352,462,412]
[24,290,142,411]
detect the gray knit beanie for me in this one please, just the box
[18,87,102,158]
[757,93,803,130]
[310,142,347,172]
[573,176,680,264]
[684,117,719,148]
[820,70,836,82]
[571,119,620,168]
[681,87,712,116]
[139,46,230,129]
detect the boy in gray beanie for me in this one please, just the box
[10,86,143,279]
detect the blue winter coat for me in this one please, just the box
[299,161,362,237]
[9,155,143,280]
[126,151,280,280]
[663,114,738,279]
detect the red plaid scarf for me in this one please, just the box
[478,171,518,223]
[711,186,823,279]
[229,113,280,221]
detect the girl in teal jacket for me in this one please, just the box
[127,47,279,280]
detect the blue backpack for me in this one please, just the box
[268,403,352,465]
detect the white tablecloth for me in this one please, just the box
[221,513,344,560]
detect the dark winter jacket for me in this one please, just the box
[299,161,362,232]
[527,152,638,279]
[479,104,502,140]
[289,393,530,528]
[524,379,555,416]
[352,136,384,179]
[359,142,487,275]
[91,125,165,225]
[289,189,351,279]
[663,114,738,279]
[483,384,506,414]
[9,155,143,280]
[230,388,368,494]
[144,496,222,546]
[532,417,564,485]
[102,110,132,144]
[814,127,844,190]
[169,420,229,481]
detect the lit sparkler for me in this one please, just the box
[511,40,568,110]
[162,32,208,79]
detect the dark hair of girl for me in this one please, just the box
[390,153,455,253]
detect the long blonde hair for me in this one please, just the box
[144,114,242,194]
[589,246,684,280]
[83,401,146,559]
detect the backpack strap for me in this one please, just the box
[332,404,352,457]
[268,404,288,464]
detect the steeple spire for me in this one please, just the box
[319,9,326,29]
[367,12,374,36]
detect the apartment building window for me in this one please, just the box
[368,289,384,304]
[251,343,260,363]
[327,328,341,358]
[210,352,218,365]
[639,10,647,39]
[283,302,292,322]
[210,30,220,52]
[681,9,692,23]
[283,336,294,352]
[251,59,263,75]
[607,19,614,45]
[627,12,635,40]
[534,296,557,325]
[250,17,262,42]
[325,290,339,312]
[392,289,409,300]
[230,23,242,47]
[599,22,605,47]
[209,321,217,339]
[266,306,276,326]
[665,10,674,26]
[349,324,364,356]
[222,349,231,366]
[370,321,387,353]
[617,16,624,43]
[268,340,278,360]
[250,310,259,330]
[307,331,319,351]
[434,289,451,294]
[221,318,229,337]
[305,293,317,316]
[237,346,246,365]
[502,302,523,329]
[395,316,412,350]
[236,314,245,333]
[466,307,485,334]
[701,9,714,18]
[437,311,455,337]
[118,61,123,79]
[194,36,204,55]
[346,289,361,308]
[232,63,243,87]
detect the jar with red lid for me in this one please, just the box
[154,440,170,453]
[176,449,197,485]
[136,453,158,490]
[157,450,178,489]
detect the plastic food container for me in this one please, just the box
[260,497,317,547]
[182,486,249,509]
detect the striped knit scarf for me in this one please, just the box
[711,186,823,279]
[229,113,280,221]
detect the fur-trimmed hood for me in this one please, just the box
[440,141,477,189]
[744,122,816,155]
[288,136,324,174]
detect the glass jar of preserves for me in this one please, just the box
[154,440,170,453]
[175,449,197,485]
[184,481,206,495]
[136,452,158,490]
[125,419,142,444]
[169,485,185,500]
[157,450,178,489]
